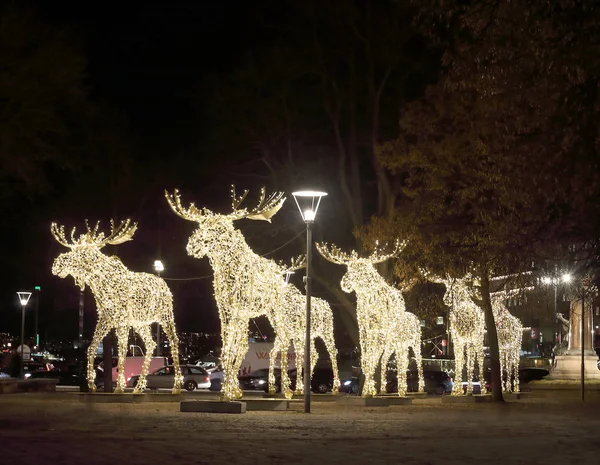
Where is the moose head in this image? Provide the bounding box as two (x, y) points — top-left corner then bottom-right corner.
(51, 219), (138, 290)
(316, 240), (405, 294)
(165, 186), (286, 259)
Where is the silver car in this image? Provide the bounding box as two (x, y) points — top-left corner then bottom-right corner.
(128, 364), (210, 391)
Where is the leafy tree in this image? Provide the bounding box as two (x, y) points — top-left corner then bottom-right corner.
(364, 0), (600, 401)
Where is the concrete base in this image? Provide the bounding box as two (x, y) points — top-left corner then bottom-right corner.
(529, 379), (600, 401)
(78, 393), (183, 403)
(244, 399), (292, 411)
(405, 392), (428, 399)
(441, 394), (492, 404)
(378, 396), (412, 405)
(550, 355), (600, 380)
(337, 396), (389, 407)
(0, 379), (18, 394)
(180, 400), (246, 414)
(503, 392), (527, 400)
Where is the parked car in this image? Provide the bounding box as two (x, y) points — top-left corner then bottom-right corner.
(239, 368), (280, 390)
(386, 370), (453, 395)
(28, 369), (81, 386)
(209, 365), (224, 391)
(482, 367), (550, 392)
(128, 364), (210, 391)
(340, 377), (360, 394)
(265, 367), (335, 394)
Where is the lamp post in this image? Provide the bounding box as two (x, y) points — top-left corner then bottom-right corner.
(16, 291), (32, 379)
(154, 260), (164, 356)
(292, 190), (327, 414)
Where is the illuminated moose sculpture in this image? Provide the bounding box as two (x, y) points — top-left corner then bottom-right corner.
(166, 187), (339, 400)
(317, 242), (423, 397)
(490, 293), (523, 392)
(428, 274), (485, 395)
(279, 286), (341, 396)
(51, 220), (182, 393)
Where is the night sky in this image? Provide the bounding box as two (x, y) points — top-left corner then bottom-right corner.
(0, 0), (313, 340)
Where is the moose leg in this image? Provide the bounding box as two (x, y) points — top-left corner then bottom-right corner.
(396, 345), (409, 397)
(466, 345), (474, 395)
(413, 338), (424, 393)
(161, 318), (182, 393)
(114, 326), (129, 393)
(361, 345), (378, 397)
(319, 326), (340, 395)
(452, 341), (464, 395)
(379, 349), (390, 395)
(133, 325), (156, 393)
(220, 317), (246, 401)
(293, 338), (305, 395)
(279, 339), (292, 399)
(87, 319), (110, 393)
(268, 337), (283, 395)
(478, 346), (485, 394)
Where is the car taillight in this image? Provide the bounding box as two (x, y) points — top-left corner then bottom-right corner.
(204, 377), (209, 382)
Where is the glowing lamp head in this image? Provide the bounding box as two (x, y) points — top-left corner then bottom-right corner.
(303, 209), (316, 222)
(562, 273), (572, 283)
(20, 299), (28, 306)
(292, 190), (327, 223)
(153, 260), (164, 273)
(541, 276), (552, 285)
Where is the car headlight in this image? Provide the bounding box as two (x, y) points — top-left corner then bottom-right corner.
(344, 380), (352, 386)
(257, 380), (266, 385)
(24, 373), (32, 379)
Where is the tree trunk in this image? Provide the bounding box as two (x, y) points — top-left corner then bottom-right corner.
(479, 273), (504, 402)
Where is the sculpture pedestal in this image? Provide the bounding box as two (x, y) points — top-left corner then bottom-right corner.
(551, 354), (600, 380)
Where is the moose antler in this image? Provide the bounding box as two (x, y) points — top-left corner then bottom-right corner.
(229, 185), (285, 222)
(367, 239), (406, 264)
(316, 242), (356, 265)
(51, 219), (137, 248)
(103, 219), (137, 245)
(165, 189), (207, 222)
(279, 254), (306, 273)
(51, 223), (79, 248)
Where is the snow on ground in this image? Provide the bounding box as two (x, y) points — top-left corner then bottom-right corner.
(0, 393), (598, 465)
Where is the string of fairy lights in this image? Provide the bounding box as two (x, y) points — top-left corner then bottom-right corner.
(428, 274), (486, 395)
(166, 187), (339, 401)
(317, 241), (424, 397)
(50, 220), (183, 394)
(49, 190), (527, 399)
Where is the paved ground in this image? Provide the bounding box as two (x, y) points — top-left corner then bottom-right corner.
(1, 392), (598, 465)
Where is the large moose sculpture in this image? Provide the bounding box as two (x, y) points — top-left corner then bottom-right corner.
(51, 220), (182, 393)
(317, 242), (423, 397)
(166, 187), (339, 400)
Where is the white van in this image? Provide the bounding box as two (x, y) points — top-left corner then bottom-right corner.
(97, 356), (168, 387)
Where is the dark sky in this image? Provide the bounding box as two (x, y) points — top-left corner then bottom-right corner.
(0, 0), (300, 340)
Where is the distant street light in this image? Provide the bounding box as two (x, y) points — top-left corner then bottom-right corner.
(292, 190), (327, 414)
(154, 260), (164, 356)
(16, 291), (32, 379)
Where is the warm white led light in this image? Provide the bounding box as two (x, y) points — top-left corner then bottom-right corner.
(428, 274), (485, 395)
(166, 187), (339, 401)
(490, 292), (524, 392)
(51, 220), (183, 394)
(317, 241), (423, 397)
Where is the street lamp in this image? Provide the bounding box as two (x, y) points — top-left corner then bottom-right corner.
(154, 260), (164, 356)
(16, 291), (32, 379)
(292, 190), (327, 414)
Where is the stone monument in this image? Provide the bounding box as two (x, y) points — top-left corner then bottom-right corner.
(551, 298), (600, 380)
